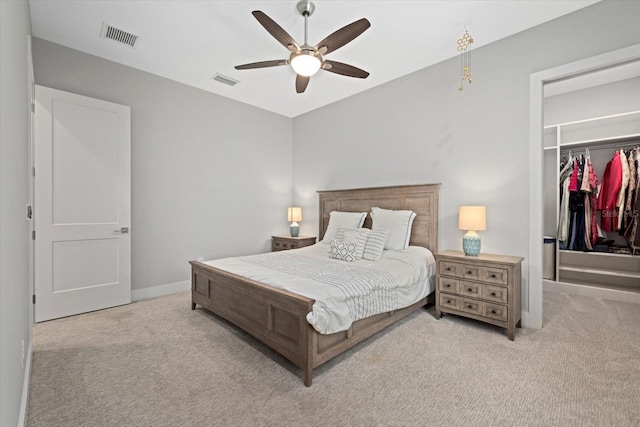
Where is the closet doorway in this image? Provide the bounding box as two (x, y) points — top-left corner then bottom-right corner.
(530, 44), (640, 329)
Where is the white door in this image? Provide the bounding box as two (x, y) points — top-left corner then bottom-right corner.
(34, 85), (131, 322)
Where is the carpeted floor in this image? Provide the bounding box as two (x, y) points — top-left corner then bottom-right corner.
(27, 290), (640, 426)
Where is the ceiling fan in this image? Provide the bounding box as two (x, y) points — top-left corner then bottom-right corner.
(235, 0), (371, 94)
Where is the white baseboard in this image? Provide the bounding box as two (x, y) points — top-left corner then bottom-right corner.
(18, 338), (33, 427)
(131, 280), (190, 302)
(544, 279), (640, 304)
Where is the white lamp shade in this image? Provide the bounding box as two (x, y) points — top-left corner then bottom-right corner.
(458, 206), (486, 231)
(287, 207), (302, 222)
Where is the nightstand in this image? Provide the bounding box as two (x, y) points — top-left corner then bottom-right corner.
(434, 250), (524, 340)
(271, 235), (317, 252)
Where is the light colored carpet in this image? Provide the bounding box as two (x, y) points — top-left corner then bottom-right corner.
(28, 290), (640, 426)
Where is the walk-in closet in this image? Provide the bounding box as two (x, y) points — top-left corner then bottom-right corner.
(543, 64), (640, 303)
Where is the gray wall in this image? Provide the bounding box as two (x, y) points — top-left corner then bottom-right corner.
(292, 0), (640, 313)
(0, 1), (32, 425)
(32, 38), (294, 291)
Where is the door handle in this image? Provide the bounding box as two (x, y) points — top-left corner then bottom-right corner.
(114, 227), (129, 234)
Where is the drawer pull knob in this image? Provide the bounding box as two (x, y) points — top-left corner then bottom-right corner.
(466, 270), (472, 274)
(467, 288), (473, 292)
(491, 309), (497, 314)
(490, 274), (497, 278)
(446, 299), (452, 304)
(446, 267), (452, 271)
(490, 292), (497, 296)
(446, 284), (451, 287)
(467, 304), (473, 309)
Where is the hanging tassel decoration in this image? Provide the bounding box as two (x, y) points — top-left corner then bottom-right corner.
(457, 30), (474, 91)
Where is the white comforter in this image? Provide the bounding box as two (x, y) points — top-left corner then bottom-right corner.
(205, 243), (435, 335)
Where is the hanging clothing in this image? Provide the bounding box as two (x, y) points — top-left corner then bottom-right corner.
(616, 150), (630, 230)
(558, 157), (575, 246)
(598, 151), (622, 233)
(624, 150), (637, 230)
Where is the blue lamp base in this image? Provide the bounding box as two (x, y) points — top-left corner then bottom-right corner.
(290, 222), (299, 237)
(462, 231), (481, 256)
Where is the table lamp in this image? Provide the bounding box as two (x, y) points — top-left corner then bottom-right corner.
(458, 206), (486, 256)
(287, 207), (302, 237)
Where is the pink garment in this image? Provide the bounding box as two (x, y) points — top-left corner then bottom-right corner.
(568, 158), (579, 192)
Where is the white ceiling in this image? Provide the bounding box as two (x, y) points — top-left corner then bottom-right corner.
(29, 0), (599, 117)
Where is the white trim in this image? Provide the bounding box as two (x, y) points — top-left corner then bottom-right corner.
(544, 279), (640, 304)
(529, 44), (640, 330)
(131, 280), (190, 301)
(18, 339), (33, 427)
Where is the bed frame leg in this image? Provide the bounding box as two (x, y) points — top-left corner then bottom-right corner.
(191, 302), (196, 310)
(304, 368), (312, 387)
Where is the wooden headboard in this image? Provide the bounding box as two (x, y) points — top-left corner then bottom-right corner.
(317, 184), (440, 253)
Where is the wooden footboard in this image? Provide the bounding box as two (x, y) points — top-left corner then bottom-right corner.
(191, 260), (431, 386)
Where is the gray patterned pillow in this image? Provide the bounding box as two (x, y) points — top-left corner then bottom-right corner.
(330, 240), (358, 262)
(363, 229), (389, 261)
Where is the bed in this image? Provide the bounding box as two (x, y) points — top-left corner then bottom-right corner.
(190, 184), (440, 386)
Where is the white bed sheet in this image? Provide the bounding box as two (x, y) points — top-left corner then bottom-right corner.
(205, 243), (435, 335)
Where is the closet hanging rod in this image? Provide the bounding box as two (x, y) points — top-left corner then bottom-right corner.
(560, 140), (640, 154)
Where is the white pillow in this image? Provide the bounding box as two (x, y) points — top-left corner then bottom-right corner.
(334, 228), (370, 260)
(330, 240), (358, 262)
(370, 207), (417, 252)
(322, 211), (367, 243)
(362, 229), (389, 261)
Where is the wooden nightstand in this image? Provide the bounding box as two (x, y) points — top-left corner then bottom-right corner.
(434, 250), (524, 340)
(271, 235), (317, 252)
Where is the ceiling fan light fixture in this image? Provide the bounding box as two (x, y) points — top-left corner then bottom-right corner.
(290, 50), (321, 77)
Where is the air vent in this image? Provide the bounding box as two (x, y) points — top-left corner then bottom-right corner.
(211, 73), (239, 87)
(100, 22), (139, 48)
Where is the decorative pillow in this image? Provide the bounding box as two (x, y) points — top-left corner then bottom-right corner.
(334, 228), (370, 260)
(322, 211), (367, 243)
(330, 240), (358, 262)
(362, 229), (389, 261)
(370, 207), (417, 252)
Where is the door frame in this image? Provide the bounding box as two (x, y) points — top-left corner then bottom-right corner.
(528, 43), (640, 329)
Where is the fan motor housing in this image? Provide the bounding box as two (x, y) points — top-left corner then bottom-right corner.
(297, 1), (315, 17)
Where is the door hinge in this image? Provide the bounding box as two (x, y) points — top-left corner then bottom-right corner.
(32, 295), (36, 304)
(32, 167), (35, 177)
(27, 205), (32, 219)
(31, 103), (35, 113)
(32, 230), (35, 240)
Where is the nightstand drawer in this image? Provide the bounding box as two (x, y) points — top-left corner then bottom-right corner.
(438, 277), (459, 293)
(273, 241), (293, 251)
(439, 261), (463, 277)
(483, 284), (508, 303)
(271, 236), (317, 252)
(459, 280), (481, 298)
(462, 265), (482, 281)
(483, 266), (508, 285)
(461, 298), (484, 316)
(439, 293), (461, 310)
(485, 303), (508, 322)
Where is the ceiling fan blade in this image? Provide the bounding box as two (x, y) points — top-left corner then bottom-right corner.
(296, 75), (310, 93)
(322, 60), (369, 79)
(315, 18), (370, 55)
(235, 60), (288, 70)
(252, 11), (300, 52)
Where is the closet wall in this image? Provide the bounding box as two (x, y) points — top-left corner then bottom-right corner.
(543, 75), (640, 300)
